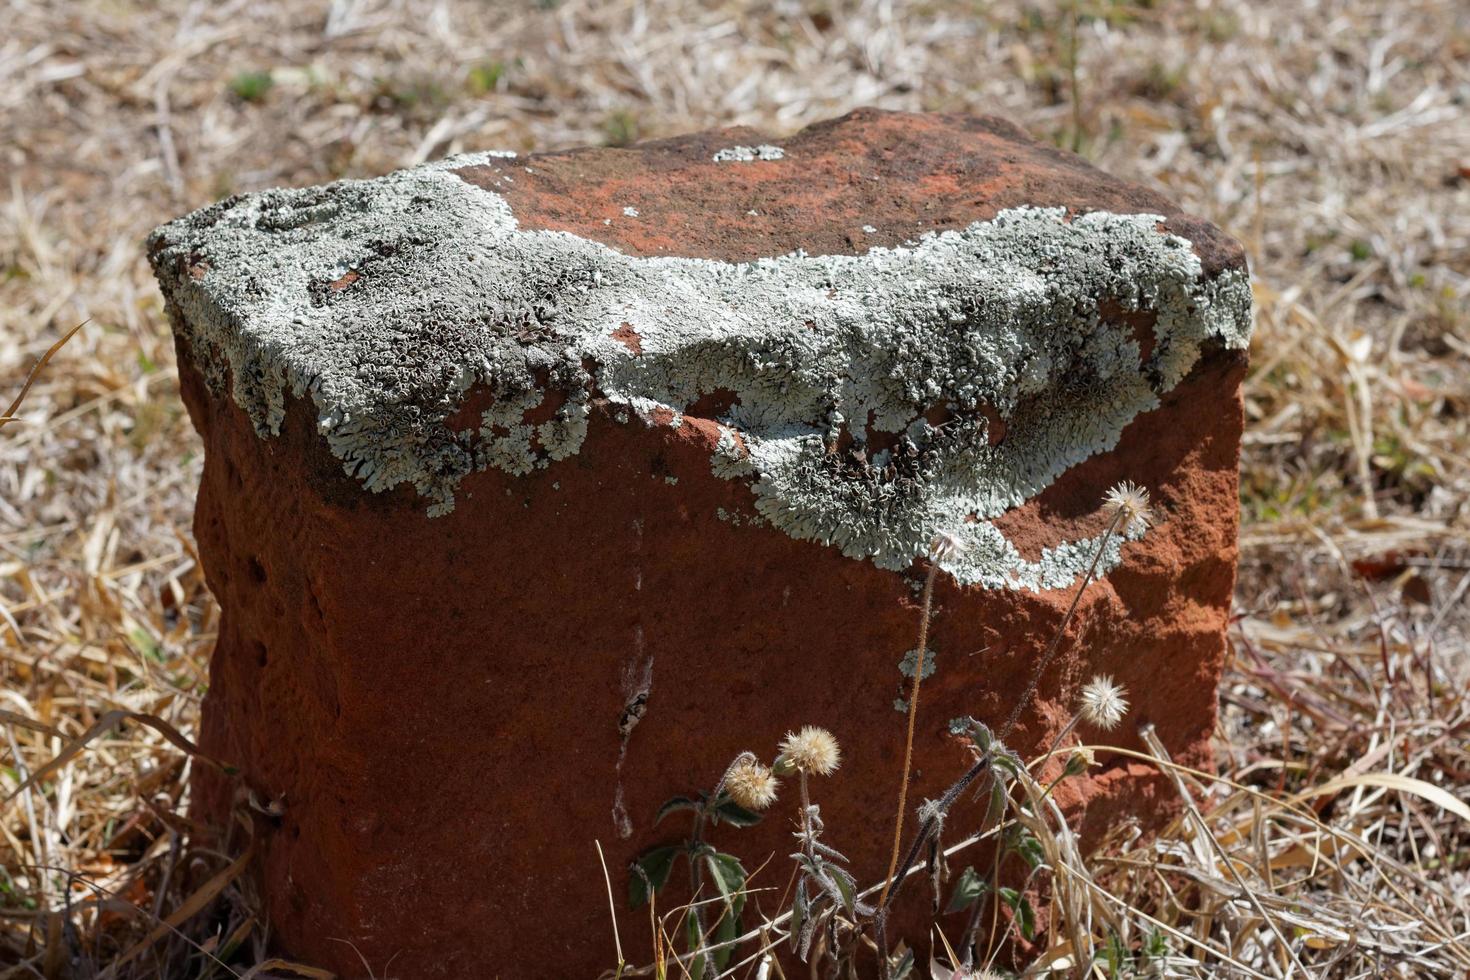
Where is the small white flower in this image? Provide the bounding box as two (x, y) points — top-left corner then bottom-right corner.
(1104, 481), (1152, 533)
(928, 531), (965, 562)
(779, 726), (841, 776)
(1077, 675), (1130, 731)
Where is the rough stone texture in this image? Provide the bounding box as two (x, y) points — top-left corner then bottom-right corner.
(150, 109), (1250, 978)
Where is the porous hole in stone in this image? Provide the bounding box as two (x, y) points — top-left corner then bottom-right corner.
(251, 639), (268, 669)
(247, 556), (268, 586)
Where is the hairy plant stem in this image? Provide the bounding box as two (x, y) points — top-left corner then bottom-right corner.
(875, 748), (994, 979)
(878, 560), (940, 911)
(685, 756), (745, 978)
(798, 771), (813, 856)
(1000, 512), (1122, 743)
(874, 512), (1125, 978)
(1042, 711), (1085, 764)
(1033, 710), (1088, 801)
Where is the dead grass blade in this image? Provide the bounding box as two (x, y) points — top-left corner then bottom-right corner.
(3, 708), (235, 808)
(98, 842), (255, 979)
(1288, 771), (1470, 824)
(237, 959), (337, 979)
(0, 321), (84, 430)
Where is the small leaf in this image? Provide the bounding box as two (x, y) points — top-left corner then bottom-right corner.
(1017, 894), (1036, 941)
(655, 795), (700, 825)
(797, 896), (825, 961)
(1104, 930), (1128, 974)
(832, 866), (856, 915)
(1014, 833), (1045, 871)
(686, 911), (707, 980)
(999, 888), (1035, 941)
(811, 839), (849, 863)
(628, 845), (679, 909)
(987, 780), (1007, 823)
(712, 899), (741, 972)
(944, 866), (987, 914)
(701, 853), (747, 971)
(890, 948), (916, 979)
(706, 852), (748, 917)
(789, 883), (808, 954)
(711, 797), (762, 828)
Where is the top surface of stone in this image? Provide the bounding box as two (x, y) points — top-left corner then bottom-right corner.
(149, 109), (1251, 589)
(451, 110), (1243, 272)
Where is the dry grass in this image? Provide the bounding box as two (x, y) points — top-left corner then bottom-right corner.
(1, 0), (1467, 976)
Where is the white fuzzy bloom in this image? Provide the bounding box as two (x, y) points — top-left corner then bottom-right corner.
(779, 726), (841, 776)
(1077, 675), (1130, 731)
(724, 755), (779, 810)
(928, 531), (965, 562)
(1104, 481), (1152, 533)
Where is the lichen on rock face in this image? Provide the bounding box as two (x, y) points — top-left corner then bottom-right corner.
(149, 154), (1251, 590)
(712, 144), (786, 162)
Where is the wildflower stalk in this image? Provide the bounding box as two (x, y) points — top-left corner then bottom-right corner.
(684, 765), (731, 978)
(999, 510), (1123, 742)
(875, 745), (995, 978)
(878, 556), (940, 910)
(798, 770), (812, 838)
(685, 753), (766, 977)
(1040, 711), (1086, 767)
(874, 486), (1147, 978)
(1040, 675), (1129, 776)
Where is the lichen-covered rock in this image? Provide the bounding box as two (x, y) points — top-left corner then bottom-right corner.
(151, 109), (1251, 978)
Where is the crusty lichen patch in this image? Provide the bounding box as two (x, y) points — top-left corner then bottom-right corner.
(712, 144), (786, 162)
(148, 153), (1251, 589)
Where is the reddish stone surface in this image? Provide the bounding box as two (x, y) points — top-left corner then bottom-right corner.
(455, 109), (1242, 274)
(166, 110), (1248, 978)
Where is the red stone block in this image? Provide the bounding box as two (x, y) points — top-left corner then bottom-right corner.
(150, 109), (1251, 978)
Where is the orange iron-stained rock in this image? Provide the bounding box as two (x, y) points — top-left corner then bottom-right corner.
(149, 108), (1251, 978)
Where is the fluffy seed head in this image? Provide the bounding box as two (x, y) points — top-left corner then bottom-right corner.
(724, 754), (779, 810)
(940, 968), (1004, 980)
(779, 726), (842, 776)
(929, 531), (965, 562)
(1077, 675), (1130, 731)
(1104, 481), (1153, 533)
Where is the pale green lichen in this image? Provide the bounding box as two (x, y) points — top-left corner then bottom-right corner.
(148, 152), (1251, 589)
(712, 144), (786, 162)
